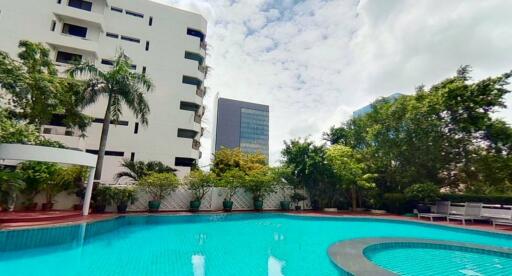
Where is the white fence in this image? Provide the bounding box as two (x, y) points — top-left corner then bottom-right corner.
(27, 187), (311, 212)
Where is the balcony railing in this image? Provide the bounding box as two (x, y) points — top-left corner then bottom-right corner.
(194, 113), (202, 124)
(196, 87), (206, 98)
(198, 64), (208, 76)
(200, 41), (207, 51)
(192, 139), (201, 150)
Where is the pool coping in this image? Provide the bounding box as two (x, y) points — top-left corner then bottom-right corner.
(327, 238), (512, 276)
(1, 212), (512, 237)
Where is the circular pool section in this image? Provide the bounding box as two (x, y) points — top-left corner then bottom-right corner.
(365, 240), (512, 275)
(1, 214), (512, 275)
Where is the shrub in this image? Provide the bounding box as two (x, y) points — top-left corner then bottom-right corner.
(214, 168), (245, 202)
(137, 173), (180, 201)
(243, 169), (276, 201)
(111, 187), (137, 205)
(185, 170), (214, 201)
(382, 193), (412, 214)
(404, 183), (440, 203)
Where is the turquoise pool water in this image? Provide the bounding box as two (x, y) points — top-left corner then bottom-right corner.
(0, 214), (511, 275)
(366, 244), (512, 275)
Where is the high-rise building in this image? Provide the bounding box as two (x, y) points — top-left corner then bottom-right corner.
(353, 93), (403, 117)
(212, 97), (269, 158)
(0, 0), (207, 181)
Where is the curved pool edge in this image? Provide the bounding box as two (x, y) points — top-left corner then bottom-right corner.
(2, 212), (512, 237)
(327, 238), (512, 276)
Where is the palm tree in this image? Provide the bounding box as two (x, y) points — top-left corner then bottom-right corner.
(68, 52), (153, 181)
(115, 159), (177, 183)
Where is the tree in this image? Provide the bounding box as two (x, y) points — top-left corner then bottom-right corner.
(115, 159), (176, 183)
(326, 145), (375, 210)
(211, 147), (267, 176)
(137, 172), (181, 201)
(215, 168), (245, 202)
(185, 169), (214, 201)
(243, 168), (276, 203)
(0, 40), (90, 131)
(68, 52), (153, 181)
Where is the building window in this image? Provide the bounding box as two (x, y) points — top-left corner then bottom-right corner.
(62, 23), (88, 38)
(149, 16), (153, 26)
(51, 20), (56, 31)
(130, 152), (135, 161)
(184, 51), (204, 65)
(175, 157), (196, 167)
(145, 41), (150, 51)
(106, 32), (119, 39)
(56, 51), (82, 64)
(86, 149), (125, 157)
(111, 6), (123, 13)
(142, 66), (146, 74)
(177, 128), (198, 139)
(121, 35), (140, 43)
(134, 122), (139, 134)
(130, 64), (137, 70)
(182, 75), (202, 88)
(68, 0), (92, 12)
(57, 0), (62, 4)
(180, 101), (200, 112)
(93, 117), (128, 126)
(186, 28), (205, 42)
(125, 10), (144, 18)
(101, 59), (114, 66)
(239, 108), (269, 156)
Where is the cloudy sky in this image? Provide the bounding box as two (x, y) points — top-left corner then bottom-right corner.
(152, 0), (512, 166)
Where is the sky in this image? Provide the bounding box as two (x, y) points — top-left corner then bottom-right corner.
(151, 0), (512, 166)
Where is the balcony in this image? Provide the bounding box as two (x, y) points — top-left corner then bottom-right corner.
(47, 32), (98, 55)
(53, 4), (105, 31)
(194, 113), (202, 124)
(41, 126), (85, 150)
(196, 87), (206, 98)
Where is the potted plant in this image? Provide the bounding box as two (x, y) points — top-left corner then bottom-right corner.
(18, 161), (59, 211)
(137, 172), (180, 212)
(290, 192), (307, 211)
(244, 168), (276, 211)
(111, 187), (137, 213)
(272, 166), (300, 211)
(92, 185), (113, 213)
(0, 169), (25, 211)
(185, 170), (213, 212)
(216, 169), (245, 212)
(404, 183), (440, 214)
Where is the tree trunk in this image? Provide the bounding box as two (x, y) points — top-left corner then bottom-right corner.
(351, 184), (357, 211)
(94, 95), (113, 181)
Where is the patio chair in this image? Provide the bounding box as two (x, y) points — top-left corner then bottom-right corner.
(417, 201), (451, 221)
(492, 209), (512, 228)
(447, 202), (485, 225)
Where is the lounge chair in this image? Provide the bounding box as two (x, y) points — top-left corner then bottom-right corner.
(447, 202), (484, 225)
(491, 209), (512, 228)
(417, 201), (451, 221)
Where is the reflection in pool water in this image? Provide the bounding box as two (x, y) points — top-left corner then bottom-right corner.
(0, 214), (511, 275)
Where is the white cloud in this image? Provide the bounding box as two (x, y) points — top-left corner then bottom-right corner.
(152, 0), (512, 166)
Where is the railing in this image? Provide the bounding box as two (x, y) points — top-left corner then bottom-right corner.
(198, 64), (208, 75)
(192, 139), (201, 150)
(200, 41), (207, 51)
(194, 113), (202, 124)
(196, 87), (206, 97)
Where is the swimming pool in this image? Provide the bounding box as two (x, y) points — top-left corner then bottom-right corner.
(1, 213), (511, 275)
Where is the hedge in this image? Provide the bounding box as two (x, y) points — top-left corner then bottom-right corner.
(439, 194), (512, 206)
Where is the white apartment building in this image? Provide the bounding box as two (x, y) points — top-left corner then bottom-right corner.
(0, 0), (207, 182)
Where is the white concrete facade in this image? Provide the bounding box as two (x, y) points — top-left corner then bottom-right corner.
(0, 0), (207, 182)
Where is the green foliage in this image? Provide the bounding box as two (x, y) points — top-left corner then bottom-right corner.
(272, 166), (301, 201)
(211, 148), (267, 176)
(382, 193), (411, 214)
(115, 159), (176, 182)
(243, 168), (276, 201)
(0, 41), (91, 131)
(281, 138), (338, 208)
(137, 172), (180, 201)
(325, 145), (376, 209)
(215, 168), (245, 201)
(110, 187), (138, 205)
(185, 170), (214, 201)
(0, 169), (25, 210)
(404, 183), (440, 203)
(324, 67), (512, 194)
(439, 193), (512, 205)
(92, 186), (114, 205)
(290, 192), (307, 204)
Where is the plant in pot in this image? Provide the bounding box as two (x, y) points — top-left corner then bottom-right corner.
(216, 168), (245, 212)
(272, 166), (301, 211)
(18, 161), (58, 211)
(244, 168), (276, 211)
(136, 172), (180, 212)
(92, 185), (113, 213)
(404, 183), (440, 214)
(0, 169), (25, 211)
(111, 187), (137, 213)
(185, 170), (214, 212)
(290, 192), (307, 211)
(59, 166), (88, 210)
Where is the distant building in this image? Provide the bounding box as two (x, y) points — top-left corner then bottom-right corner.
(213, 97), (269, 158)
(353, 93), (403, 117)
